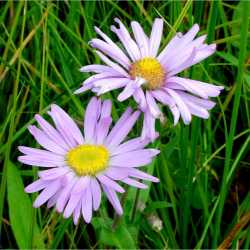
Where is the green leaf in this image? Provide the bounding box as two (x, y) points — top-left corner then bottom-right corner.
(93, 217), (137, 249)
(100, 224), (137, 249)
(244, 73), (250, 88)
(7, 162), (44, 249)
(216, 51), (238, 66)
(232, 1), (250, 49)
(144, 201), (173, 213)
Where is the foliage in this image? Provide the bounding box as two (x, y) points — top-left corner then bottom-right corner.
(0, 1), (249, 249)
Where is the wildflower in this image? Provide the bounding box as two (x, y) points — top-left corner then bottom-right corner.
(148, 213), (163, 232)
(18, 97), (159, 224)
(75, 18), (224, 140)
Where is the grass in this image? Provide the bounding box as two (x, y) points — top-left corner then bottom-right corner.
(0, 0), (249, 249)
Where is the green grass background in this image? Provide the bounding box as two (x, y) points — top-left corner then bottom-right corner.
(0, 0), (250, 249)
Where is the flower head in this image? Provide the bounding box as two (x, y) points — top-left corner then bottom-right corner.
(75, 18), (224, 140)
(18, 97), (159, 224)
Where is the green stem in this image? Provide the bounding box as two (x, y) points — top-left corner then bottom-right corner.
(111, 191), (128, 231)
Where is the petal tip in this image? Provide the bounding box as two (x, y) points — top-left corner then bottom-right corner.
(79, 67), (86, 72)
(74, 88), (83, 94)
(33, 201), (40, 208)
(24, 186), (31, 193)
(153, 177), (160, 183)
(17, 146), (24, 152)
(17, 156), (23, 163)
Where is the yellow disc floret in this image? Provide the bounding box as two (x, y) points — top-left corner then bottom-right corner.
(130, 57), (165, 90)
(67, 144), (109, 176)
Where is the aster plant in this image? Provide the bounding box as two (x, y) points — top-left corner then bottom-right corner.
(18, 97), (159, 224)
(75, 18), (224, 140)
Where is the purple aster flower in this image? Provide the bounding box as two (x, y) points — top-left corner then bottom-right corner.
(18, 97), (159, 224)
(75, 18), (224, 140)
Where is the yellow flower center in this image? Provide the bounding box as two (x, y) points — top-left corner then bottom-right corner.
(130, 57), (165, 90)
(66, 144), (109, 176)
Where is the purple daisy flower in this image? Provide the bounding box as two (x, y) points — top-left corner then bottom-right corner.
(75, 18), (224, 140)
(18, 97), (159, 224)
